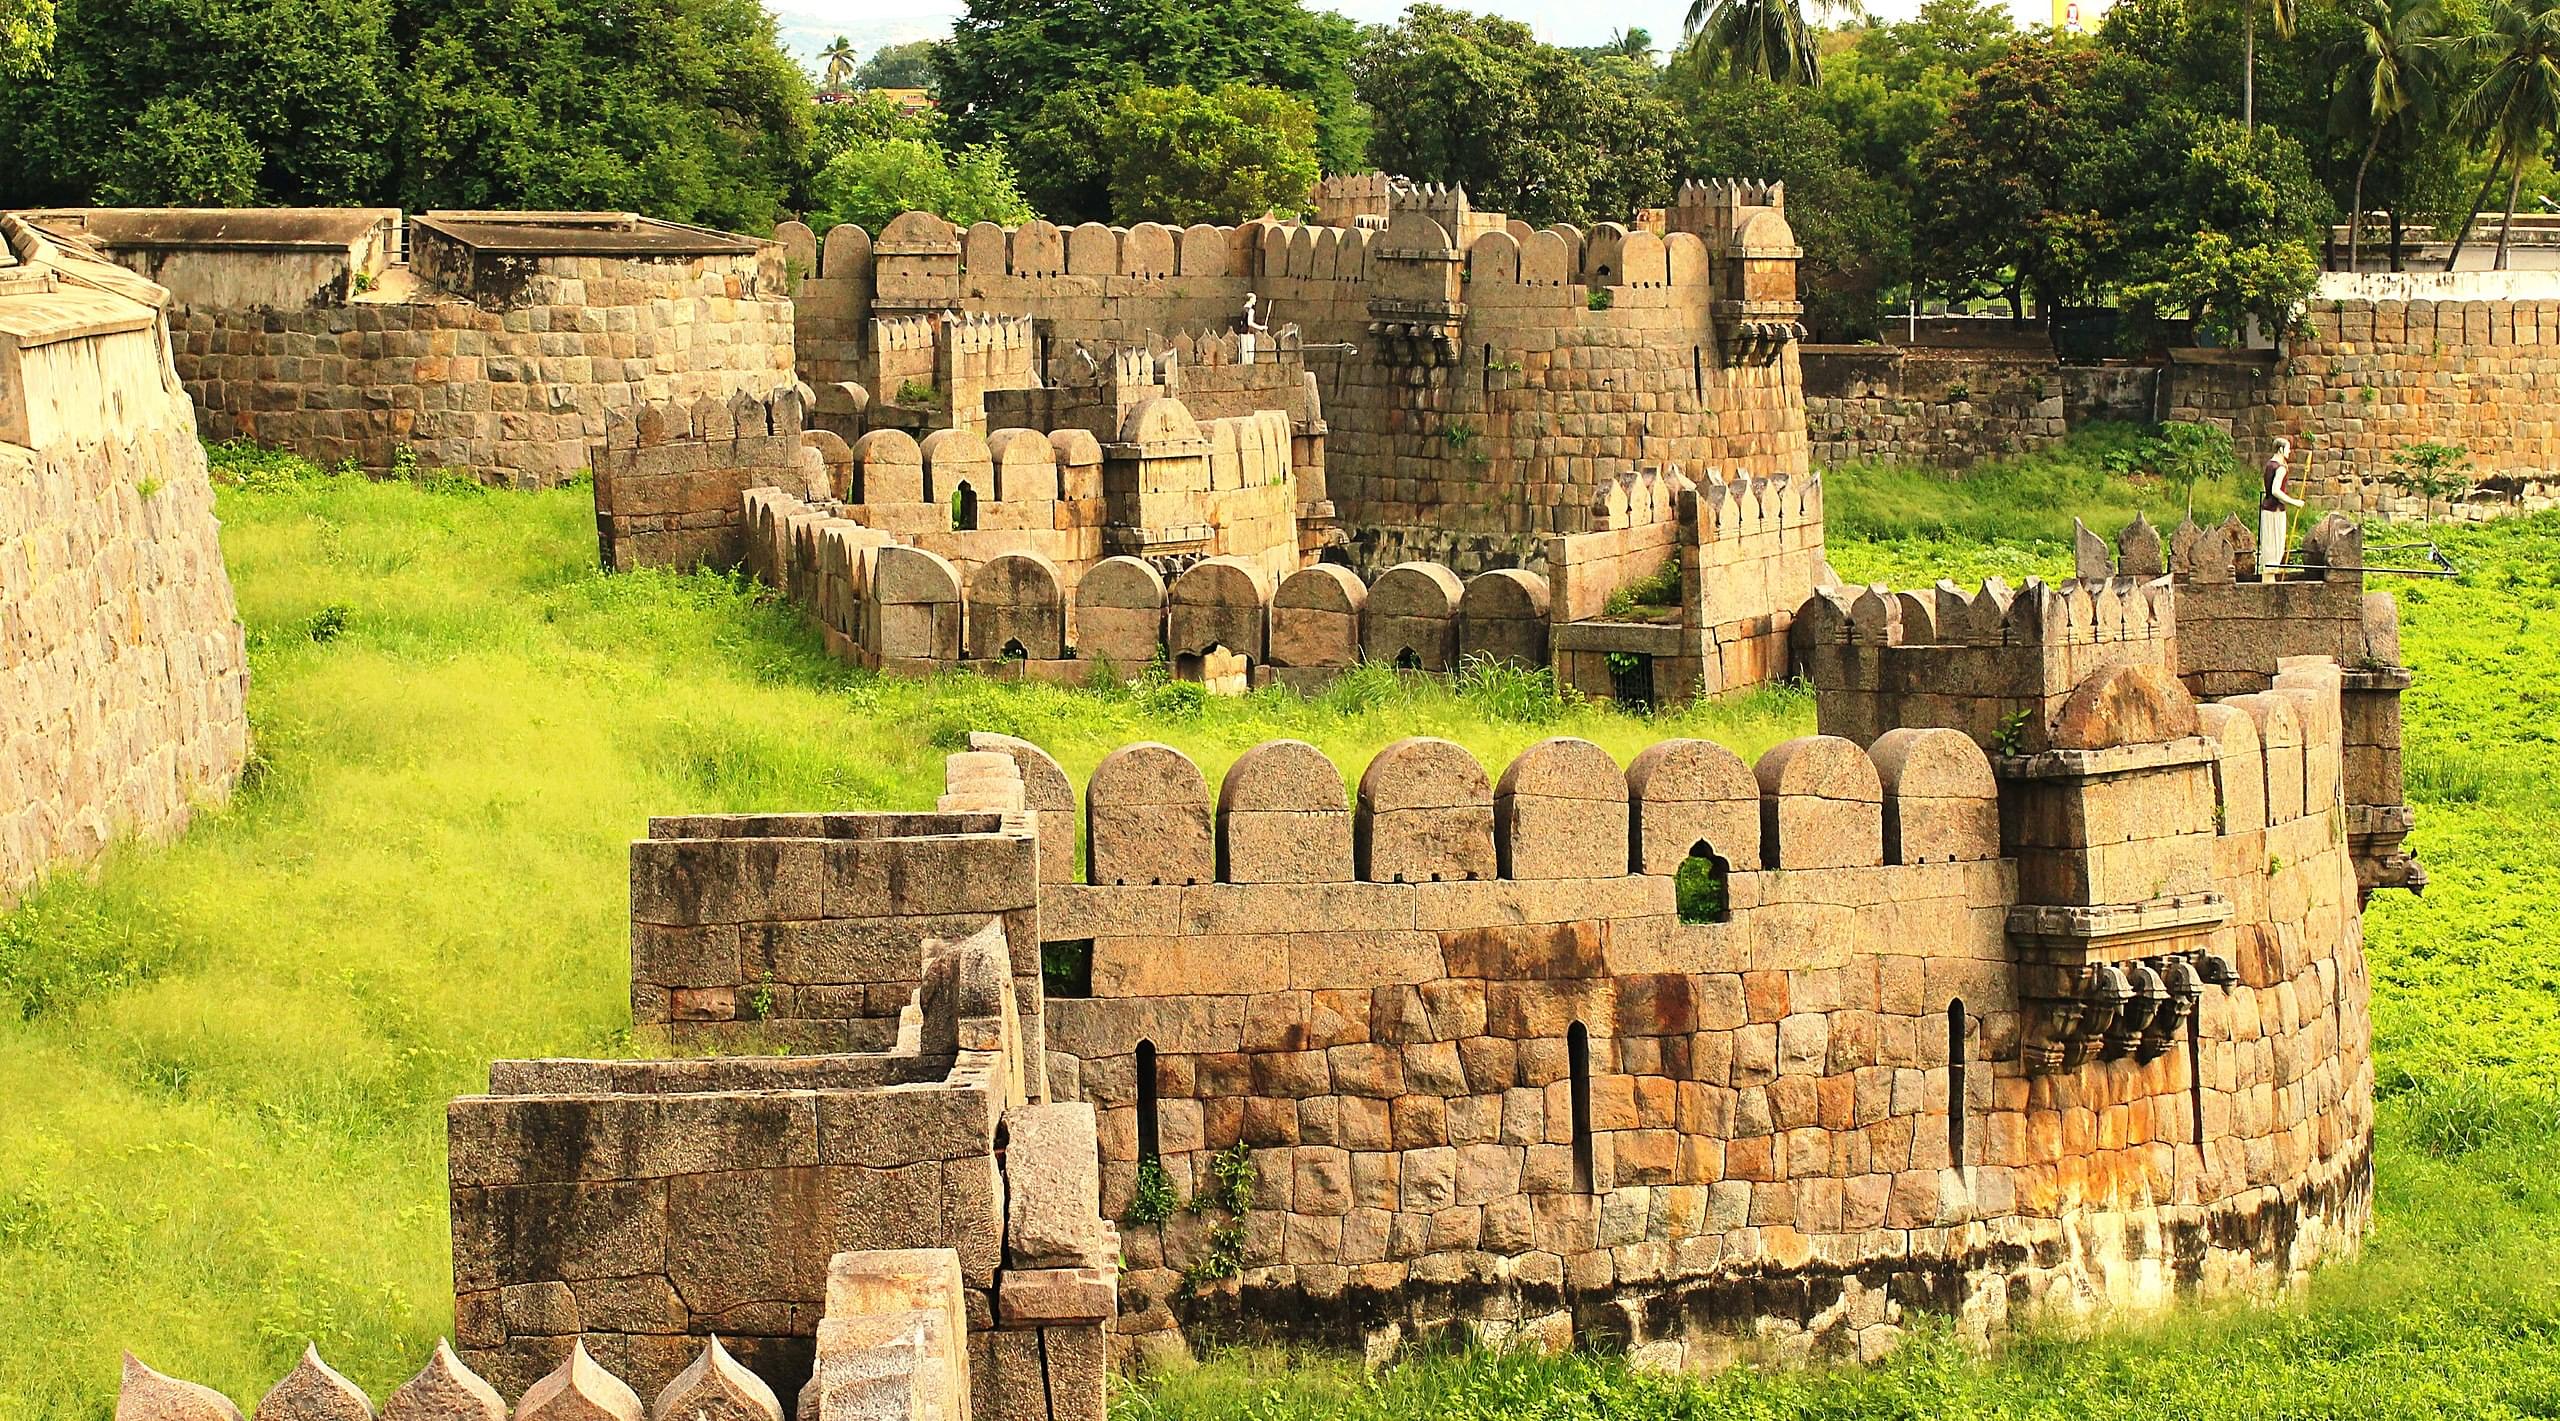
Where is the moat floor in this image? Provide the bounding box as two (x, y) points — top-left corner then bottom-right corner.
(0, 444), (2553, 1419)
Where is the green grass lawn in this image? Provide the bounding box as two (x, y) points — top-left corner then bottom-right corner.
(1, 444), (2555, 1418)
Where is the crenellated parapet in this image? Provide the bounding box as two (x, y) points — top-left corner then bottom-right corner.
(590, 385), (822, 571)
(1546, 466), (1832, 706)
(1795, 572), (2180, 755)
(495, 669), (2372, 1371)
(2066, 510), (2421, 896)
(776, 178), (1814, 574)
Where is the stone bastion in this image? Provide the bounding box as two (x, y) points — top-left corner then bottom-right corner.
(112, 565), (2404, 1420)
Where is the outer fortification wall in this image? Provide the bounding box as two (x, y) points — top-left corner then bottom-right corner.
(780, 181), (1812, 576)
(590, 654), (2374, 1368)
(2250, 284), (2560, 516)
(19, 209), (797, 488)
(0, 215), (249, 905)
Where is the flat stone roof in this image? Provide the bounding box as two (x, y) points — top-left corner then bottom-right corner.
(413, 211), (761, 257)
(14, 207), (397, 251)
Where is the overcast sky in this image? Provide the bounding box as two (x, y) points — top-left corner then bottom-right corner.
(779, 0), (2071, 65)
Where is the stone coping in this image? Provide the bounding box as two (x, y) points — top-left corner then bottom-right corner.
(413, 211), (761, 257)
(2005, 892), (2234, 945)
(14, 205), (397, 250)
(1994, 736), (2216, 780)
(487, 1052), (956, 1096)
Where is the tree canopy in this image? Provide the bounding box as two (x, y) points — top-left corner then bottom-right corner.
(1101, 83), (1322, 225)
(936, 0), (1365, 223)
(1355, 4), (1674, 227)
(0, 0), (813, 228)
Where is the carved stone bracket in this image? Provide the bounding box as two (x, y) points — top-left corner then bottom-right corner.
(2010, 895), (2234, 1074)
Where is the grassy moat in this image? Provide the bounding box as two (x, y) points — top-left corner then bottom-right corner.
(2, 434), (2556, 1418)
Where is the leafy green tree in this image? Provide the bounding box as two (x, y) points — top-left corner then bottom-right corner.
(1101, 82), (1321, 225)
(1, 0), (52, 76)
(1914, 42), (2171, 316)
(2118, 119), (2329, 335)
(2329, 0), (2450, 268)
(2447, 0), (2560, 268)
(97, 96), (261, 204)
(819, 35), (856, 91)
(1355, 5), (1675, 227)
(1675, 75), (1909, 337)
(853, 38), (940, 90)
(0, 0), (397, 205)
(807, 131), (1034, 231)
(399, 0), (813, 231)
(936, 0), (1367, 223)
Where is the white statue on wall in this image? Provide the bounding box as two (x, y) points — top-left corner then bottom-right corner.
(2259, 435), (2302, 575)
(1240, 292), (1269, 362)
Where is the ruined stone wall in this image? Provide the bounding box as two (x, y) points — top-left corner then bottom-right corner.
(0, 216), (249, 905)
(781, 214), (1808, 577)
(119, 1252), (1008, 1421)
(165, 244), (793, 487)
(1801, 347), (2159, 468)
(590, 388), (826, 571)
(451, 765), (1120, 1421)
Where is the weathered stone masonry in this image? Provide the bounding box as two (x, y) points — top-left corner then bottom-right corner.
(0, 215), (248, 906)
(22, 208), (798, 489)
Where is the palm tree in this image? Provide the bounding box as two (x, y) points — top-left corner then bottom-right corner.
(2328, 0), (2446, 269)
(2447, 0), (2560, 270)
(1684, 0), (1851, 84)
(1609, 26), (1655, 57)
(819, 36), (857, 92)
(2242, 0), (2300, 130)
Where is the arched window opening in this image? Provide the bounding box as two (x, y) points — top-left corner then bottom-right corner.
(1947, 999), (1968, 1169)
(1568, 1021), (1595, 1193)
(1675, 842), (1731, 924)
(1001, 638), (1028, 662)
(1135, 1039), (1160, 1164)
(1394, 647), (1422, 671)
(1693, 346), (1705, 403)
(951, 480), (980, 531)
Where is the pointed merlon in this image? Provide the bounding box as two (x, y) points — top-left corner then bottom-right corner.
(649, 1338), (781, 1421)
(118, 1353), (246, 1421)
(514, 1342), (642, 1421)
(2118, 512), (2165, 578)
(381, 1343), (504, 1421)
(255, 1346), (374, 1421)
(2072, 518), (2114, 583)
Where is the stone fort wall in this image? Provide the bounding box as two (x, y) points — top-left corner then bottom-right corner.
(0, 215), (249, 906)
(606, 652), (2373, 1367)
(780, 187), (1810, 577)
(1803, 282), (2560, 523)
(25, 210), (798, 489)
(731, 461), (1827, 705)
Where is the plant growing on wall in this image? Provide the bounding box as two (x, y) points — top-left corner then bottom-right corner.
(2389, 440), (2474, 521)
(1126, 1155), (1178, 1226)
(1181, 1143), (1257, 1286)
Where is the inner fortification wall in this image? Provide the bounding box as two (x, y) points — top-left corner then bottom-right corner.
(731, 459), (1825, 707)
(24, 209), (797, 488)
(0, 215), (249, 905)
(780, 193), (1809, 577)
(2259, 281), (2560, 517)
